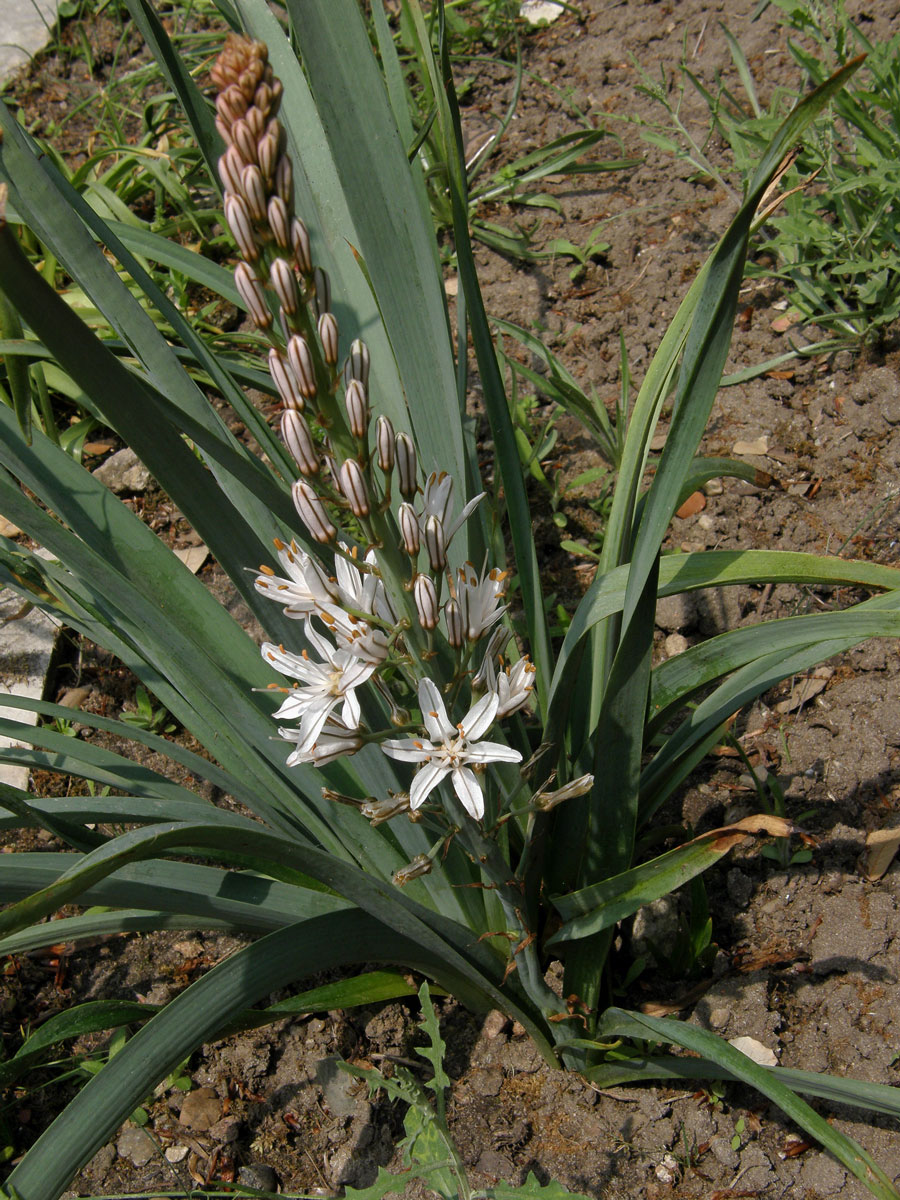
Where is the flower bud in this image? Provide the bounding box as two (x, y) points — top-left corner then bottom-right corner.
(313, 267), (331, 318)
(375, 415), (394, 473)
(343, 338), (370, 389)
(318, 311), (339, 366)
(444, 597), (464, 648)
(393, 853), (432, 886)
(215, 114), (233, 147)
(257, 127), (280, 181)
(292, 480), (336, 543)
(245, 104), (266, 141)
(344, 378), (368, 439)
(234, 262), (271, 329)
(230, 117), (258, 166)
(338, 458), (370, 518)
(267, 195), (290, 249)
(238, 67), (259, 102)
(240, 163), (267, 222)
(287, 334), (318, 400)
(398, 502), (420, 557)
(268, 347), (304, 411)
(291, 218), (312, 276)
(395, 432), (417, 499)
(414, 573), (439, 630)
(275, 155), (293, 205)
(534, 773), (594, 812)
(270, 257), (299, 316)
(217, 85), (247, 126)
(281, 409), (319, 476)
(224, 193), (258, 261)
(361, 792), (410, 825)
(217, 145), (244, 196)
(423, 514), (446, 572)
(254, 81), (276, 119)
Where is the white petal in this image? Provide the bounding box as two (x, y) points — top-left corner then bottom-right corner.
(410, 760), (448, 809)
(381, 737), (435, 763)
(296, 696), (336, 751)
(464, 739), (522, 764)
(461, 690), (499, 741)
(271, 691), (315, 721)
(304, 618), (336, 663)
(452, 767), (484, 819)
(418, 678), (455, 742)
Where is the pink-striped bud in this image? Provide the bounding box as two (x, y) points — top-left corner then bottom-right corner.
(257, 127), (280, 181)
(270, 257), (299, 316)
(286, 334), (318, 400)
(275, 155), (293, 205)
(245, 105), (266, 141)
(267, 195), (290, 249)
(344, 378), (368, 439)
(338, 459), (370, 518)
(291, 218), (312, 276)
(268, 348), (304, 411)
(395, 432), (417, 499)
(414, 573), (439, 631)
(240, 163), (267, 222)
(318, 312), (339, 366)
(224, 193), (258, 261)
(234, 262), (271, 329)
(254, 81), (275, 118)
(281, 409), (319, 476)
(343, 338), (370, 389)
(218, 145), (244, 196)
(292, 480), (335, 543)
(444, 597), (464, 648)
(230, 117), (258, 166)
(398, 502), (420, 557)
(238, 67), (259, 103)
(423, 514), (446, 572)
(215, 114), (233, 146)
(217, 85), (247, 126)
(375, 415), (394, 473)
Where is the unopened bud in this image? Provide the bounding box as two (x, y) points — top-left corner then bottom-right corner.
(318, 311), (339, 366)
(292, 480), (336, 543)
(218, 145), (244, 196)
(343, 338), (370, 389)
(423, 515), (446, 572)
(338, 459), (370, 518)
(398, 502), (420, 557)
(217, 85), (247, 126)
(224, 193), (258, 261)
(267, 195), (290, 249)
(313, 267), (331, 318)
(245, 105), (266, 141)
(392, 853), (432, 886)
(270, 257), (299, 316)
(395, 432), (417, 499)
(275, 155), (293, 205)
(414, 573), (439, 630)
(281, 410), (319, 476)
(240, 163), (267, 222)
(269, 348), (304, 411)
(234, 262), (271, 329)
(287, 334), (318, 400)
(361, 793), (410, 825)
(230, 117), (258, 166)
(292, 218), (312, 276)
(375, 415), (394, 473)
(444, 597), (464, 648)
(344, 378), (368, 440)
(257, 127), (280, 181)
(534, 773), (595, 811)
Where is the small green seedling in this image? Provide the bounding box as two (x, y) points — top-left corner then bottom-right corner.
(120, 685), (176, 734)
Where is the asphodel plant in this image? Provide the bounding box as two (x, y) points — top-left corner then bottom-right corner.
(1, 3), (899, 1197)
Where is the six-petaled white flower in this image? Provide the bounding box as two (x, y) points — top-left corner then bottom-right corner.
(456, 563), (508, 641)
(381, 678), (521, 820)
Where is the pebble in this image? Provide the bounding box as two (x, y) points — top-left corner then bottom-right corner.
(178, 1085), (221, 1131)
(164, 1145), (189, 1163)
(238, 1164), (279, 1191)
(664, 632), (689, 657)
(708, 1006), (731, 1030)
(92, 447), (152, 494)
(482, 1009), (510, 1039)
(116, 1126), (156, 1166)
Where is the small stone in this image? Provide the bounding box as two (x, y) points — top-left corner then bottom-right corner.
(709, 1135), (739, 1170)
(116, 1126), (156, 1167)
(708, 1007), (731, 1030)
(655, 592), (698, 633)
(178, 1086), (221, 1131)
(664, 632), (688, 657)
(482, 1010), (510, 1039)
(92, 447), (152, 494)
(208, 1116), (242, 1143)
(238, 1164), (279, 1191)
(165, 1145), (189, 1163)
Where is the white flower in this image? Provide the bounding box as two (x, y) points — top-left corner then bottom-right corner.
(495, 657), (536, 718)
(381, 678), (521, 820)
(262, 620), (376, 751)
(456, 563), (508, 641)
(255, 539), (337, 617)
(417, 472), (485, 546)
(277, 716), (363, 767)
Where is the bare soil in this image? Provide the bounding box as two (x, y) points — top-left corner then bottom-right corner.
(3, 1), (900, 1198)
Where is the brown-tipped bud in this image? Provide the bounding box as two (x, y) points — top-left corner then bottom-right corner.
(395, 432), (417, 499)
(218, 85), (247, 123)
(230, 117), (258, 167)
(286, 334), (318, 400)
(344, 378), (368, 440)
(375, 415), (395, 473)
(215, 114), (233, 147)
(313, 267), (331, 318)
(361, 792), (410, 825)
(534, 773), (594, 812)
(269, 78), (283, 113)
(444, 598), (464, 648)
(270, 257), (299, 316)
(257, 127), (280, 182)
(392, 853), (432, 886)
(238, 67), (260, 103)
(268, 347), (304, 411)
(254, 81), (274, 118)
(239, 163), (267, 223)
(218, 145), (244, 197)
(281, 409), (320, 476)
(245, 105), (266, 141)
(338, 459), (370, 518)
(291, 218), (312, 276)
(234, 262), (271, 329)
(414, 573), (439, 631)
(343, 338), (370, 390)
(275, 155), (293, 205)
(267, 195), (290, 249)
(224, 193), (258, 261)
(398, 502), (420, 557)
(423, 514), (446, 572)
(318, 311), (339, 367)
(292, 480), (336, 543)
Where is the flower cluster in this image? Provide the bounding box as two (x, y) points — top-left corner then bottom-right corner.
(212, 38), (536, 824)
